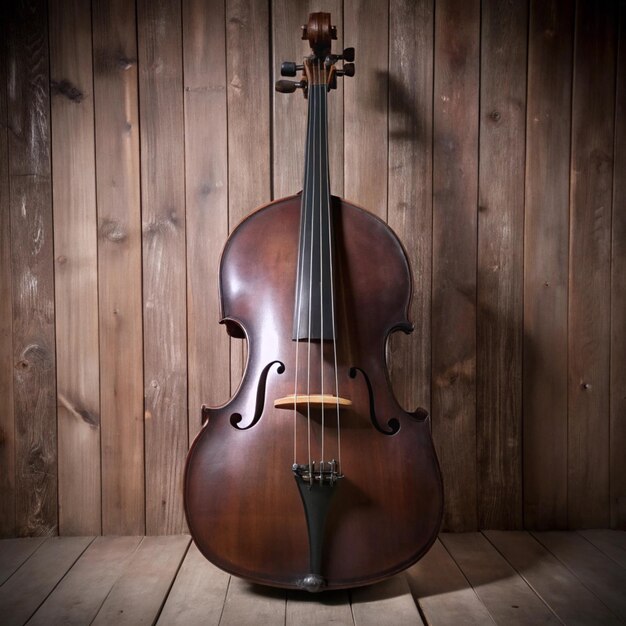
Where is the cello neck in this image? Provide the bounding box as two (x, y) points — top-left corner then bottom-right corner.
(292, 61), (335, 342)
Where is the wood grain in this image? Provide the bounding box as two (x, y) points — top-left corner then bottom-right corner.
(1, 0), (626, 539)
(407, 540), (495, 625)
(533, 531), (626, 620)
(343, 0), (388, 220)
(49, 0), (101, 536)
(0, 536), (93, 626)
(0, 9), (15, 539)
(183, 0), (230, 440)
(286, 589), (353, 626)
(441, 533), (560, 625)
(219, 577), (286, 626)
(92, 0), (145, 535)
(226, 0), (271, 391)
(137, 0), (188, 535)
(91, 535), (191, 626)
(387, 0), (434, 415)
(485, 530), (621, 625)
(350, 575), (424, 625)
(611, 0), (626, 530)
(578, 529), (626, 568)
(523, 0), (573, 530)
(432, 0), (480, 532)
(156, 541), (230, 625)
(6, 0), (57, 537)
(476, 0), (527, 530)
(0, 536), (45, 584)
(567, 0), (616, 528)
(28, 536), (142, 626)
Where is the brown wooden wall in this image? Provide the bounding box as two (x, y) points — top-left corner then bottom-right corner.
(0, 0), (624, 537)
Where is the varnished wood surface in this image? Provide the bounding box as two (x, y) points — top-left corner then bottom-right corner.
(1, 0), (625, 536)
(1, 532), (625, 625)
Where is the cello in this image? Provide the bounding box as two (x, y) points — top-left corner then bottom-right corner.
(184, 12), (443, 592)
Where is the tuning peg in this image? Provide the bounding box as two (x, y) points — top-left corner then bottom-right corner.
(336, 63), (355, 78)
(280, 61), (304, 77)
(341, 47), (355, 62)
(275, 79), (305, 94)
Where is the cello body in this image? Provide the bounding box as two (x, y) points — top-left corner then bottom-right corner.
(184, 13), (443, 591)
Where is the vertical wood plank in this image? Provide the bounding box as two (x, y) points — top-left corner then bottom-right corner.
(92, 0), (145, 534)
(611, 0), (626, 529)
(138, 0), (188, 535)
(568, 0), (616, 528)
(476, 0), (527, 529)
(49, 0), (101, 536)
(523, 0), (574, 530)
(7, 0), (57, 537)
(226, 0), (271, 390)
(272, 0), (343, 200)
(432, 0), (480, 531)
(0, 7), (16, 538)
(183, 0), (230, 440)
(344, 0), (388, 219)
(387, 0), (433, 413)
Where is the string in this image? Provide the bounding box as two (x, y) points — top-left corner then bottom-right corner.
(318, 71), (325, 469)
(305, 65), (318, 479)
(292, 63), (342, 478)
(323, 80), (342, 471)
(293, 64), (315, 466)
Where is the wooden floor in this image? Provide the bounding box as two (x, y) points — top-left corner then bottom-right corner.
(0, 531), (624, 625)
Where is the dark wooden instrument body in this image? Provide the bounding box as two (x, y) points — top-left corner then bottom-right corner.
(184, 193), (443, 590)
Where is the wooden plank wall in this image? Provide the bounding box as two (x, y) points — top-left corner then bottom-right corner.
(0, 0), (623, 536)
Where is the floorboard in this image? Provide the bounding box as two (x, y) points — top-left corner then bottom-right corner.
(156, 542), (230, 625)
(533, 531), (626, 621)
(350, 575), (424, 625)
(0, 537), (93, 626)
(218, 576), (286, 626)
(578, 529), (626, 569)
(286, 589), (354, 626)
(440, 532), (560, 624)
(90, 535), (190, 626)
(0, 532), (624, 625)
(28, 536), (142, 626)
(406, 539), (495, 625)
(0, 537), (45, 585)
(485, 530), (621, 625)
